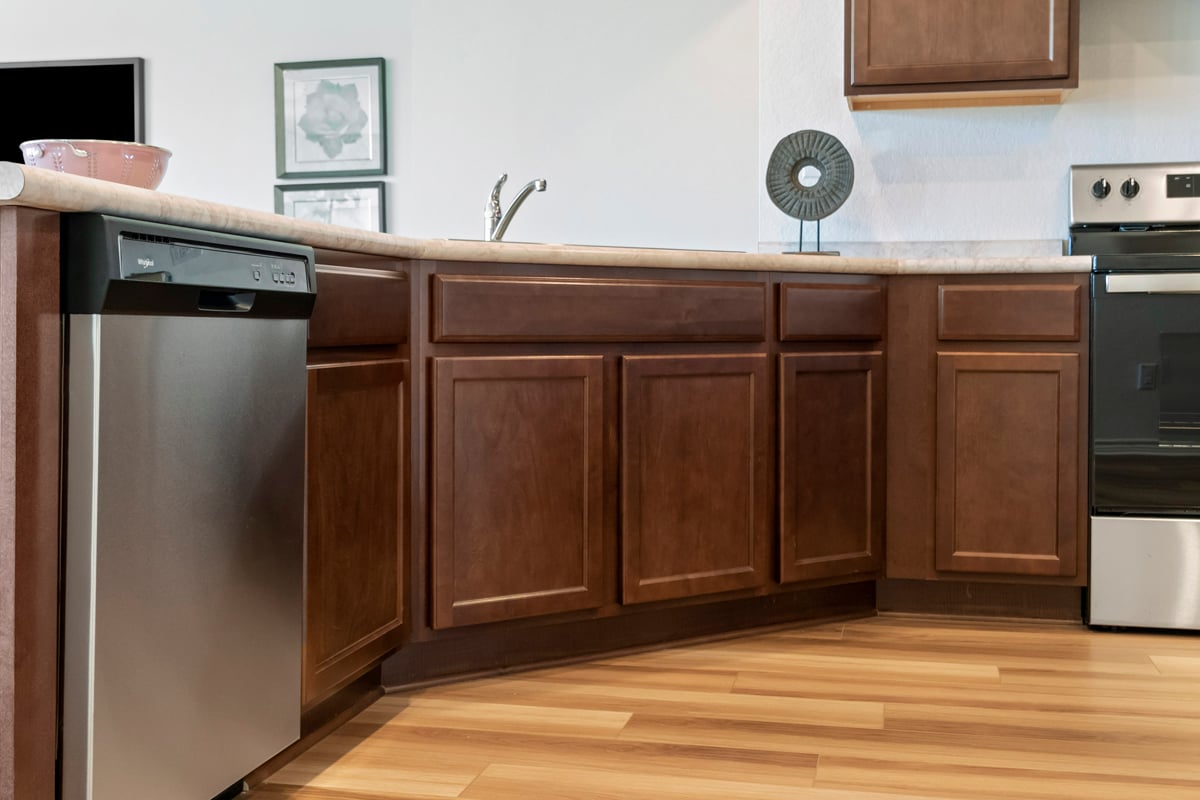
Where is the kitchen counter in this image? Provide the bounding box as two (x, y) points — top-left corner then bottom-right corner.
(0, 164), (1090, 273)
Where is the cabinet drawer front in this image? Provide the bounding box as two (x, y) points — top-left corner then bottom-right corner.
(432, 274), (766, 342)
(938, 284), (1080, 341)
(308, 266), (409, 348)
(779, 283), (885, 341)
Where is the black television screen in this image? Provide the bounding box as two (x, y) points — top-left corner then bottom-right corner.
(0, 57), (144, 165)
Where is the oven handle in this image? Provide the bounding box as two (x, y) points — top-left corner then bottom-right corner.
(1106, 273), (1200, 294)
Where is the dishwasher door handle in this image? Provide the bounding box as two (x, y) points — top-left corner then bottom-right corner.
(198, 290), (256, 312)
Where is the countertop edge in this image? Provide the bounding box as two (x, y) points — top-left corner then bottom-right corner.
(0, 164), (1091, 274)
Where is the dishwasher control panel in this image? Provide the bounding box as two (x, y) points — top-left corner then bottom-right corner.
(118, 234), (311, 292)
(62, 213), (316, 318)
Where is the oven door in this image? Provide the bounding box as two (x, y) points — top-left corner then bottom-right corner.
(1092, 270), (1200, 514)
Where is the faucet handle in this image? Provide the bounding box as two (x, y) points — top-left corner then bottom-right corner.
(489, 173), (508, 205)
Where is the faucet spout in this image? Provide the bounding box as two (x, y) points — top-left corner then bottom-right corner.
(485, 175), (547, 241)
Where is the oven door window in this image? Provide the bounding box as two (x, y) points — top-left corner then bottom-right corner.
(1093, 274), (1200, 514)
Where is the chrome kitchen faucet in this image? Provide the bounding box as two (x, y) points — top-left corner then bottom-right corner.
(485, 173), (547, 241)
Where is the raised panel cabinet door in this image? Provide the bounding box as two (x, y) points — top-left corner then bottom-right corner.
(431, 356), (605, 628)
(305, 359), (407, 707)
(779, 353), (884, 583)
(935, 352), (1079, 576)
(621, 355), (770, 604)
(849, 0), (1074, 87)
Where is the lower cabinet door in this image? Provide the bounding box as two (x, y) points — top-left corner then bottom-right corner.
(779, 352), (884, 583)
(305, 359), (407, 707)
(935, 352), (1079, 576)
(621, 354), (770, 604)
(431, 356), (606, 628)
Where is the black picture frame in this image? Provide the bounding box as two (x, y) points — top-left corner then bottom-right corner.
(274, 58), (387, 179)
(0, 57), (145, 164)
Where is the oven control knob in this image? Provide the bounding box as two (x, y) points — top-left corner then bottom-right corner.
(1091, 178), (1111, 199)
(1121, 178), (1141, 199)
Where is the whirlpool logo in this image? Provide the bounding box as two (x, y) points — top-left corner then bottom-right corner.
(137, 257), (155, 269)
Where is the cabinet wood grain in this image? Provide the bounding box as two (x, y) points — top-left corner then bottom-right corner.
(886, 274), (1089, 585)
(935, 352), (1079, 576)
(308, 266), (409, 348)
(431, 356), (606, 628)
(431, 274), (766, 342)
(845, 0), (1078, 109)
(305, 359), (407, 706)
(938, 284), (1080, 342)
(848, 0), (1074, 87)
(779, 283), (885, 342)
(621, 355), (770, 604)
(0, 208), (61, 800)
(779, 352), (884, 583)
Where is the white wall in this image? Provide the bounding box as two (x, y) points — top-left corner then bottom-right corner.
(4, 0), (759, 251)
(7, 1), (1199, 251)
(760, 0), (1200, 249)
(2, 0), (416, 225)
(405, 1), (759, 249)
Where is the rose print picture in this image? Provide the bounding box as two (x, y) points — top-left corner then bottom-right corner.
(301, 80), (368, 159)
(274, 58), (387, 178)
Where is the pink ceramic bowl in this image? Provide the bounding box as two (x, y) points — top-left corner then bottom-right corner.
(20, 139), (172, 190)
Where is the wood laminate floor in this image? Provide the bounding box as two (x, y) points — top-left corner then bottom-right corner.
(247, 615), (1200, 799)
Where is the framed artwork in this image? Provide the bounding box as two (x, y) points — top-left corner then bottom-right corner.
(274, 57), (386, 178)
(275, 181), (386, 232)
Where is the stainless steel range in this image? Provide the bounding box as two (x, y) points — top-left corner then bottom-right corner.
(1071, 162), (1200, 631)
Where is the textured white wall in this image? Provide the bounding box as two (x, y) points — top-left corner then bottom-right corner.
(3, 0), (758, 250)
(760, 0), (1200, 248)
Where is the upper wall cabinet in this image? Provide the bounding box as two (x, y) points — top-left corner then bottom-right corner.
(845, 0), (1079, 111)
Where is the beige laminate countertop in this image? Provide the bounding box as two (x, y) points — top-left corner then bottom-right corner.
(0, 164), (1090, 274)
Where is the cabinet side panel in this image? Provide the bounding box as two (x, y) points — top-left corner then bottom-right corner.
(885, 276), (940, 579)
(0, 207), (61, 800)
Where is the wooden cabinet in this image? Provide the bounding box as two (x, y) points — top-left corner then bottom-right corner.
(303, 261), (409, 707)
(621, 355), (771, 604)
(305, 360), (407, 706)
(845, 0), (1079, 110)
(886, 275), (1088, 585)
(776, 279), (886, 585)
(935, 353), (1078, 576)
(779, 352), (884, 583)
(430, 355), (606, 628)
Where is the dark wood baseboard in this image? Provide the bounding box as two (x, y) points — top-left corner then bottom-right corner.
(244, 668), (383, 789)
(877, 578), (1083, 621)
(382, 582), (876, 689)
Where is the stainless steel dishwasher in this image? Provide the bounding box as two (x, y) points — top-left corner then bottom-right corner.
(60, 214), (316, 800)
